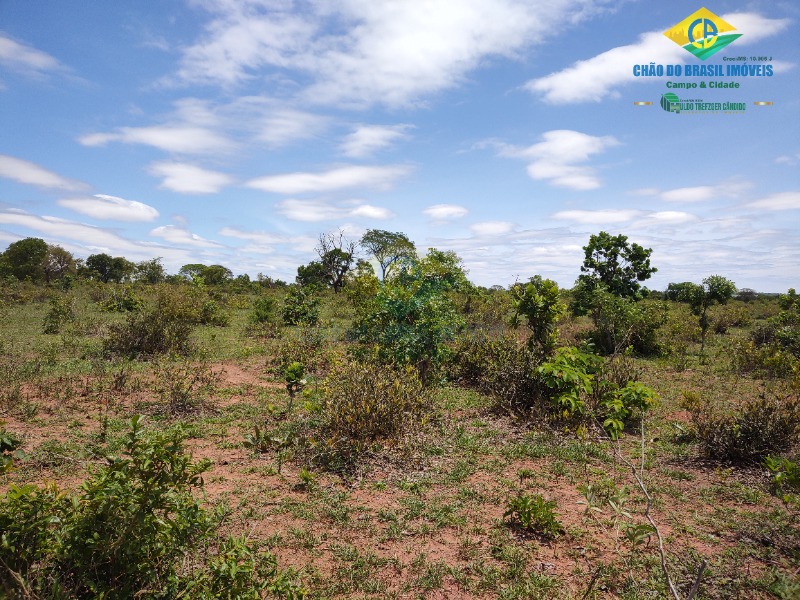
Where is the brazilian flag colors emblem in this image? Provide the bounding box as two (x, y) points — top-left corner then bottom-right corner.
(664, 8), (742, 60)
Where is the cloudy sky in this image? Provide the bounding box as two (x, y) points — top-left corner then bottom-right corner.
(1, 0), (798, 291)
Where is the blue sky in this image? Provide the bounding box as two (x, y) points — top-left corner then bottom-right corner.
(1, 0), (798, 291)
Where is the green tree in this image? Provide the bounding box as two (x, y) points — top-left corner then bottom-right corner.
(87, 253), (134, 283)
(359, 229), (416, 280)
(2, 237), (48, 282)
(42, 245), (76, 283)
(134, 257), (166, 284)
(675, 275), (737, 352)
(178, 263), (207, 282)
(315, 231), (357, 293)
(511, 276), (565, 357)
(295, 261), (328, 288)
(350, 249), (467, 383)
(573, 232), (656, 313)
(202, 264), (233, 285)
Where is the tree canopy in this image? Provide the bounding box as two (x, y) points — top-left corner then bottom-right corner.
(359, 229), (416, 280)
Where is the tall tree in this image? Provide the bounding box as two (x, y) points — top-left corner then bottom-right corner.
(2, 237), (48, 282)
(674, 275), (737, 352)
(573, 231), (656, 314)
(359, 229), (416, 280)
(134, 258), (166, 284)
(86, 253), (134, 283)
(42, 245), (76, 283)
(315, 230), (357, 293)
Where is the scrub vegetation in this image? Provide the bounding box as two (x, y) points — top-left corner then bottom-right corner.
(0, 231), (798, 599)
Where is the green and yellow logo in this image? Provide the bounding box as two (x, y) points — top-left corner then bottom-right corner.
(664, 8), (742, 60)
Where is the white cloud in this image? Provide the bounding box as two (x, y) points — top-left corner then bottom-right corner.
(0, 154), (88, 191)
(171, 0), (615, 107)
(775, 154), (800, 166)
(661, 186), (717, 203)
(79, 125), (234, 155)
(275, 198), (394, 222)
(0, 209), (175, 261)
(148, 162), (234, 194)
(423, 204), (469, 220)
(552, 209), (640, 224)
(746, 191), (800, 211)
(340, 124), (413, 158)
(525, 12), (791, 104)
(644, 211), (698, 224)
(253, 107), (329, 147)
(57, 194), (159, 221)
(150, 225), (223, 247)
(247, 164), (411, 194)
(0, 34), (62, 76)
(660, 181), (750, 202)
(470, 221), (515, 236)
(493, 130), (620, 190)
(219, 226), (286, 245)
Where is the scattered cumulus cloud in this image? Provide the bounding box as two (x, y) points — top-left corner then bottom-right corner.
(659, 181), (751, 202)
(57, 194), (159, 221)
(79, 125), (235, 155)
(276, 198), (394, 222)
(0, 154), (88, 191)
(148, 162), (234, 194)
(340, 124), (413, 158)
(219, 226), (286, 245)
(150, 225), (223, 247)
(170, 0), (614, 108)
(423, 204), (469, 220)
(0, 34), (63, 77)
(490, 130), (619, 190)
(470, 221), (515, 236)
(552, 209), (641, 224)
(525, 12), (791, 104)
(247, 164), (412, 194)
(745, 191), (800, 211)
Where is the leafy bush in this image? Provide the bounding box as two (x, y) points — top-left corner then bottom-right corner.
(729, 339), (796, 378)
(103, 287), (223, 358)
(350, 252), (466, 384)
(316, 360), (429, 459)
(272, 327), (335, 378)
(100, 285), (144, 312)
(449, 334), (546, 413)
(283, 286), (320, 326)
(504, 493), (563, 538)
(683, 388), (800, 463)
(0, 416), (303, 598)
(711, 303), (751, 333)
(250, 294), (277, 325)
(42, 293), (75, 334)
(511, 276), (565, 357)
(584, 290), (667, 355)
(0, 428), (22, 474)
(151, 358), (223, 414)
(538, 347), (658, 438)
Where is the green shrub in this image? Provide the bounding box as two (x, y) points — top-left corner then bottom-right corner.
(683, 389), (800, 463)
(538, 347), (658, 438)
(349, 250), (466, 383)
(585, 291), (667, 355)
(450, 333), (547, 413)
(0, 416), (302, 598)
(283, 286), (320, 326)
(100, 285), (144, 312)
(42, 293), (75, 334)
(250, 295), (277, 325)
(272, 327), (335, 378)
(711, 303), (752, 333)
(503, 493), (562, 538)
(151, 358), (223, 414)
(729, 339), (796, 378)
(317, 360), (429, 460)
(104, 306), (195, 358)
